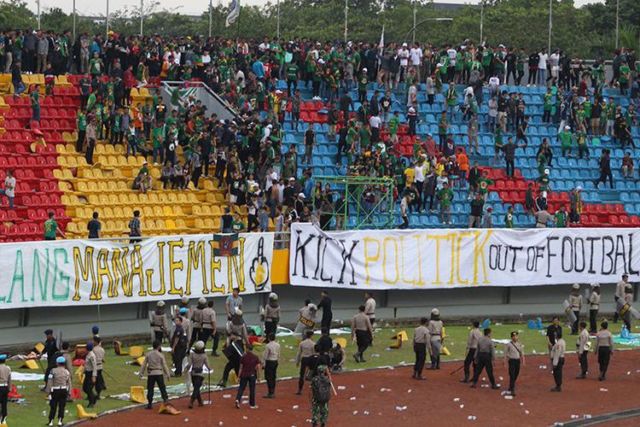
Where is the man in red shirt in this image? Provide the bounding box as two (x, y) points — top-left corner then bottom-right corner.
(234, 348), (262, 409)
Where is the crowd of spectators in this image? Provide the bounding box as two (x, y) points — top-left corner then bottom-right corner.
(1, 29), (639, 236)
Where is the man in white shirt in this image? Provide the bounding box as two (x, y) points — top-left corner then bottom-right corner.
(537, 49), (549, 86)
(549, 49), (560, 80)
(398, 43), (410, 84)
(0, 170), (15, 209)
(414, 161), (426, 211)
(410, 43), (423, 80)
(369, 114), (382, 138)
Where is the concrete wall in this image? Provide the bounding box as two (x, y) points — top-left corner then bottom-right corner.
(0, 283), (626, 347)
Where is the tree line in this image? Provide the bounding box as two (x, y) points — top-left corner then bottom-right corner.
(0, 0), (638, 58)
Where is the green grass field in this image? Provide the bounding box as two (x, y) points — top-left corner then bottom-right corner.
(4, 322), (627, 426)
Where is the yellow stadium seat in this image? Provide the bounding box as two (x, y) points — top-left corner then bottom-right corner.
(176, 219), (187, 230)
(76, 404), (97, 420)
(153, 206), (164, 218)
(165, 219), (176, 230)
(21, 360), (39, 370)
(113, 207), (125, 219)
(148, 193), (159, 204)
(128, 346), (144, 358)
(192, 205), (202, 216)
(163, 206), (175, 217)
(194, 218), (205, 230)
(143, 206), (154, 218)
(334, 337), (347, 348)
(130, 386), (146, 404)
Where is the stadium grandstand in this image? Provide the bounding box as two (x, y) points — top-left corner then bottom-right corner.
(0, 31), (636, 241)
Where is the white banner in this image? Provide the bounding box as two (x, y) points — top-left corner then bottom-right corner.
(0, 233), (273, 309)
(289, 224), (640, 290)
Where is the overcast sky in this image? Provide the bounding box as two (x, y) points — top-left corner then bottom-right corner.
(24, 0), (605, 18)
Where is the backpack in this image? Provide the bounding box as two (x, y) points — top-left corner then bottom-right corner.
(311, 373), (332, 403)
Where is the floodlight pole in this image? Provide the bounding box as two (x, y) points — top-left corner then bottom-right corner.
(547, 0), (552, 54)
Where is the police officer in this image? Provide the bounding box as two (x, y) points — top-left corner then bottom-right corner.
(595, 321), (613, 381)
(171, 316), (188, 376)
(262, 333), (281, 398)
(150, 301), (169, 344)
(46, 356), (71, 427)
(190, 298), (206, 349)
(42, 329), (58, 388)
(504, 331), (524, 397)
(461, 321), (482, 383)
(200, 299), (217, 351)
(178, 296), (192, 319)
(0, 353), (11, 425)
(351, 305), (373, 363)
(218, 331), (244, 388)
(550, 331), (566, 392)
(92, 336), (106, 400)
(470, 328), (499, 389)
(296, 329), (316, 394)
(294, 301), (317, 338)
(178, 308), (192, 348)
(83, 341), (98, 407)
(576, 321), (589, 379)
(588, 284), (601, 334)
(412, 317), (430, 380)
(184, 341), (210, 408)
(139, 340), (171, 409)
(263, 293), (281, 337)
(546, 316), (562, 358)
(614, 274), (628, 323)
(569, 284), (582, 335)
(622, 283), (635, 332)
(317, 290), (333, 331)
(364, 292), (376, 327)
(428, 308), (444, 369)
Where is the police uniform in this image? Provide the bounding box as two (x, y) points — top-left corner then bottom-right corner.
(427, 318), (444, 369)
(200, 305), (217, 348)
(550, 338), (566, 391)
(0, 355), (11, 424)
(504, 340), (524, 396)
(139, 348), (171, 408)
(150, 309), (169, 344)
(262, 339), (281, 397)
(93, 343), (106, 398)
(576, 328), (590, 378)
(412, 324), (430, 379)
(471, 335), (497, 388)
(622, 289), (634, 332)
(185, 344), (209, 407)
(364, 297), (376, 327)
(263, 301), (281, 337)
(190, 303), (205, 349)
(589, 286), (600, 333)
(613, 279), (627, 322)
(83, 347), (98, 406)
(294, 305), (317, 338)
(462, 327), (482, 382)
(352, 311), (373, 363)
(569, 289), (582, 335)
(296, 338), (316, 394)
(46, 359), (71, 426)
(594, 329), (613, 380)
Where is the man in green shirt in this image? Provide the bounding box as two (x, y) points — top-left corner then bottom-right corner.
(44, 211), (65, 240)
(30, 85), (40, 122)
(438, 181), (454, 225)
(559, 125), (573, 157)
(619, 60), (631, 95)
(152, 122), (165, 165)
(543, 88), (553, 123)
(505, 206), (514, 228)
(286, 62), (299, 97)
(554, 206), (568, 228)
(75, 110), (87, 151)
(388, 112), (400, 145)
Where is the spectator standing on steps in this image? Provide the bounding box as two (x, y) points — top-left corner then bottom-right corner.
(595, 149), (613, 189)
